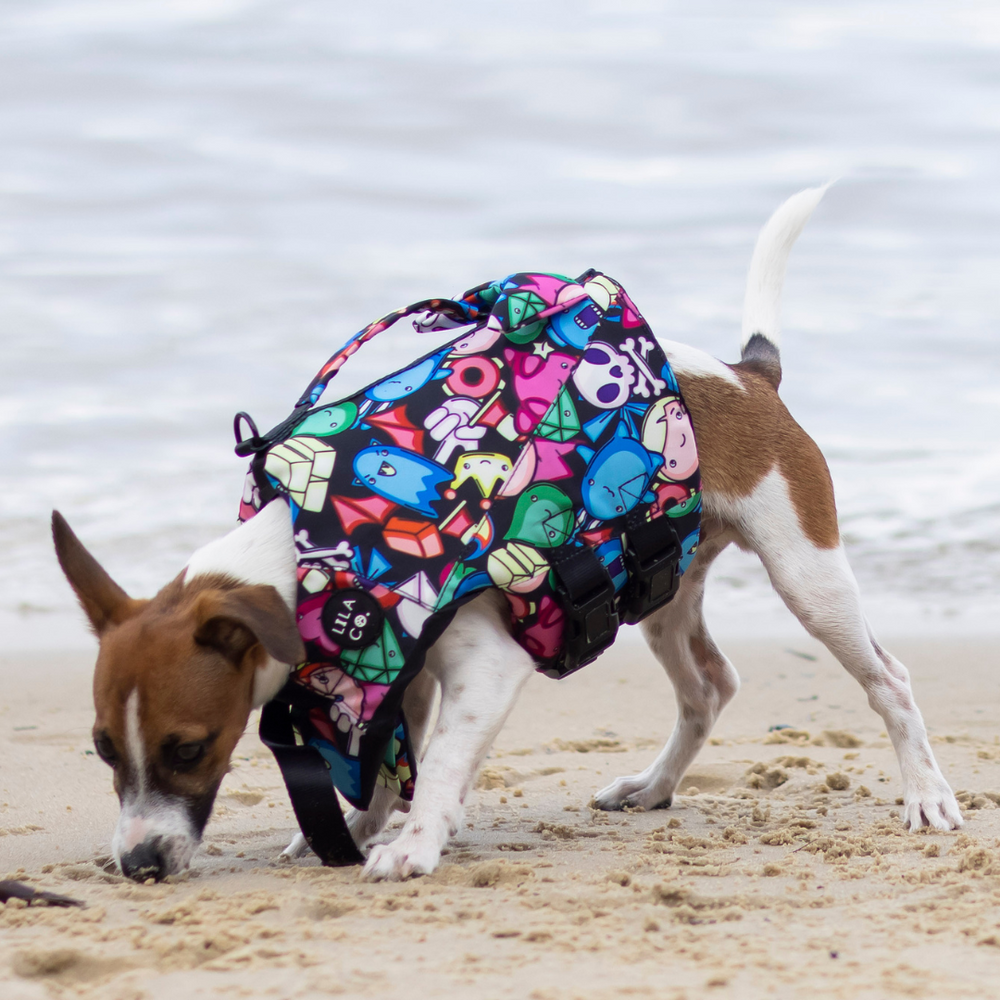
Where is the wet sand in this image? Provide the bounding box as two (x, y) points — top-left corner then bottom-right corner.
(2, 636), (999, 999)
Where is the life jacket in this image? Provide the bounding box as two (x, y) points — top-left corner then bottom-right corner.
(235, 270), (701, 864)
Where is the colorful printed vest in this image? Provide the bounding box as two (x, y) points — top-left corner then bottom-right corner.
(237, 271), (701, 857)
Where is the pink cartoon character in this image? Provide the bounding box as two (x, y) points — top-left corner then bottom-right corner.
(641, 395), (699, 482)
(297, 663), (365, 730)
(503, 346), (576, 435)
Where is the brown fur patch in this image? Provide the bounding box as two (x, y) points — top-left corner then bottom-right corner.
(677, 365), (840, 549)
(84, 570), (303, 821)
(92, 574), (267, 803)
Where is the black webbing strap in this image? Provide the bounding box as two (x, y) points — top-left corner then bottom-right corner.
(543, 544), (619, 678)
(621, 512), (682, 625)
(259, 699), (364, 866)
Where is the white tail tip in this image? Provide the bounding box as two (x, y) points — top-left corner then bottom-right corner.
(740, 182), (832, 352)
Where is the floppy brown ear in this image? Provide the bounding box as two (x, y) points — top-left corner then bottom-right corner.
(52, 510), (137, 635)
(193, 585), (305, 668)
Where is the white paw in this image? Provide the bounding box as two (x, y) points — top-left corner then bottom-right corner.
(902, 777), (964, 831)
(361, 837), (441, 882)
(280, 832), (310, 860)
(592, 773), (672, 812)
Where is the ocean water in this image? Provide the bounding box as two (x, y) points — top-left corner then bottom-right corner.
(1, 0), (999, 649)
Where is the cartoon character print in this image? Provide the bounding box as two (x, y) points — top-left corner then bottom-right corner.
(578, 424), (664, 520)
(448, 451), (512, 500)
(641, 396), (699, 482)
(487, 542), (549, 593)
(447, 322), (504, 356)
(353, 441), (452, 518)
(547, 275), (619, 349)
(366, 348), (451, 403)
(572, 342), (636, 409)
(293, 401), (358, 437)
(679, 530), (700, 573)
(505, 484), (575, 548)
(503, 346), (576, 434)
(425, 397), (487, 463)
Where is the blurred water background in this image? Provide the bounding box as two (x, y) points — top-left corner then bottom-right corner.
(2, 0), (999, 649)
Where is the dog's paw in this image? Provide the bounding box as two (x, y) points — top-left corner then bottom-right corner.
(280, 832), (310, 860)
(902, 778), (964, 831)
(592, 774), (671, 812)
(361, 838), (441, 882)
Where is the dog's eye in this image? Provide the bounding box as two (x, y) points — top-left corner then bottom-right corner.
(94, 735), (117, 766)
(172, 743), (206, 769)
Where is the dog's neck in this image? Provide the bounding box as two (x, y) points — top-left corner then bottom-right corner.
(183, 498), (298, 706)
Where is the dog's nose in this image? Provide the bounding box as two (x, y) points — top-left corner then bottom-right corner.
(119, 840), (167, 882)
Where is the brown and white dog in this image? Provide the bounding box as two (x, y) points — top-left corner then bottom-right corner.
(52, 186), (963, 883)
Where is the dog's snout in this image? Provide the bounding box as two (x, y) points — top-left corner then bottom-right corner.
(120, 839), (168, 882)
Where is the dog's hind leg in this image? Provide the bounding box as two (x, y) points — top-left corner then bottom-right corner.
(734, 468), (962, 830)
(593, 525), (741, 812)
(362, 590), (536, 881)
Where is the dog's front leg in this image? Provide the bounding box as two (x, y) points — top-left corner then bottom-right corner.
(363, 591), (536, 881)
(282, 656), (442, 861)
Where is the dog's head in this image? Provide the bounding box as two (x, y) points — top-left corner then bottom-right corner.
(51, 511), (303, 882)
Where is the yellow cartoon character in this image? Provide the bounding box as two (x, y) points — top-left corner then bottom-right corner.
(264, 437), (336, 512)
(487, 542), (549, 594)
(449, 451), (512, 499)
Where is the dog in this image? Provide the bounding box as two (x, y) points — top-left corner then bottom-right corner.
(52, 185), (963, 883)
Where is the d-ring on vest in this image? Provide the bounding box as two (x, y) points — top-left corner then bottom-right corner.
(236, 270), (702, 865)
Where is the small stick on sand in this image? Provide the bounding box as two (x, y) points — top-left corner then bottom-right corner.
(0, 880), (84, 907)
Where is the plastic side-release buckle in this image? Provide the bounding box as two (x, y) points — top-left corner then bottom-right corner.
(544, 543), (619, 679)
(621, 511), (681, 626)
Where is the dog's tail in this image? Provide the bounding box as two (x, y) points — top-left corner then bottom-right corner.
(739, 183), (831, 388)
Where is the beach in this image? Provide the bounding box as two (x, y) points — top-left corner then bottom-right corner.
(3, 635), (999, 999)
(2, 1), (1000, 997)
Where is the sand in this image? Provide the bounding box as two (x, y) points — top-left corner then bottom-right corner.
(2, 636), (999, 999)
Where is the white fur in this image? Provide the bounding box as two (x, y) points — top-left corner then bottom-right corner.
(112, 688), (201, 873)
(123, 689), (146, 798)
(741, 183), (831, 351)
(362, 590), (536, 880)
(184, 497), (297, 606)
(658, 339), (744, 388)
(184, 497), (298, 707)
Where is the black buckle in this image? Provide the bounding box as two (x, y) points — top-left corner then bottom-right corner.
(543, 544), (619, 678)
(234, 404), (314, 507)
(621, 512), (681, 625)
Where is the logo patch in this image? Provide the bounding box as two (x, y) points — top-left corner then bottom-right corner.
(320, 590), (384, 650)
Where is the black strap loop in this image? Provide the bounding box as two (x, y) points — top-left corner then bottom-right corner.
(543, 544), (619, 678)
(233, 411), (266, 456)
(259, 697), (364, 867)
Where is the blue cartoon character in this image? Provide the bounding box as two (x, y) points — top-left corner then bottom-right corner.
(353, 441), (452, 518)
(579, 425), (664, 520)
(595, 538), (628, 591)
(679, 529), (699, 573)
(366, 348), (451, 403)
(548, 275), (617, 349)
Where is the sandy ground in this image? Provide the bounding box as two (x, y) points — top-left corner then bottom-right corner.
(2, 636), (999, 1000)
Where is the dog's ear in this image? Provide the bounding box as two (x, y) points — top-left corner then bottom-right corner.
(52, 511), (138, 635)
(193, 585), (305, 668)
